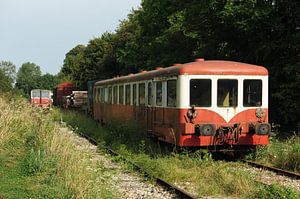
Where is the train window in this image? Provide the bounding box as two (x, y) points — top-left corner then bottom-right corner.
(99, 88), (102, 102)
(243, 80), (262, 107)
(41, 91), (50, 98)
(108, 87), (112, 104)
(113, 86), (118, 104)
(147, 82), (153, 106)
(217, 79), (238, 107)
(125, 84), (131, 105)
(190, 79), (211, 107)
(31, 90), (40, 98)
(101, 88), (105, 103)
(119, 85), (124, 104)
(93, 88), (97, 102)
(133, 84), (137, 105)
(139, 83), (145, 105)
(156, 81), (162, 106)
(98, 88), (101, 103)
(104, 88), (108, 103)
(99, 88), (101, 102)
(167, 80), (177, 107)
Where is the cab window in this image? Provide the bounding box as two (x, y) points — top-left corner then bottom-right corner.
(190, 79), (211, 107)
(243, 80), (262, 107)
(217, 79), (238, 107)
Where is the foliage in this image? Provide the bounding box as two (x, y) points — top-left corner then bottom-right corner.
(0, 60), (16, 92)
(59, 0), (300, 132)
(255, 183), (298, 199)
(38, 73), (60, 90)
(15, 62), (42, 96)
(0, 96), (116, 199)
(15, 62), (60, 95)
(247, 136), (300, 173)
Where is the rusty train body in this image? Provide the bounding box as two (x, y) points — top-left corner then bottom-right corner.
(92, 59), (271, 150)
(53, 82), (76, 107)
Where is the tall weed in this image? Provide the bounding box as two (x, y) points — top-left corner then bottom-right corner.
(0, 96), (116, 199)
(248, 136), (300, 173)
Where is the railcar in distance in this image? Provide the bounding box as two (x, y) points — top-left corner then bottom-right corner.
(93, 59), (271, 151)
(30, 89), (52, 108)
(53, 82), (76, 107)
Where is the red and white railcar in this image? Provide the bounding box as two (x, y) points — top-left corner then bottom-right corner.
(30, 89), (53, 108)
(93, 59), (270, 150)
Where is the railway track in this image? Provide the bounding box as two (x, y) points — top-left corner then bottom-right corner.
(74, 129), (299, 198)
(77, 132), (198, 199)
(242, 160), (300, 180)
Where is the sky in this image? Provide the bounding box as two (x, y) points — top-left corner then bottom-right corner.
(0, 0), (141, 75)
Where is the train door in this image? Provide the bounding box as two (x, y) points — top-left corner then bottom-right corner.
(146, 81), (154, 135)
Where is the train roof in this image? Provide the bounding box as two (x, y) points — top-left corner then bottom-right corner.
(95, 60), (268, 86)
(56, 82), (75, 88)
(31, 89), (51, 92)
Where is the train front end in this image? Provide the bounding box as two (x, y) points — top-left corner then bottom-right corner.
(177, 61), (270, 150)
(30, 89), (53, 108)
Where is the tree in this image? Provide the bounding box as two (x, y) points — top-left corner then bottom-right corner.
(38, 73), (60, 90)
(0, 61), (16, 92)
(16, 62), (42, 96)
(60, 0), (300, 132)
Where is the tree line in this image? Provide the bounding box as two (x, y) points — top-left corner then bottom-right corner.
(1, 0), (298, 132)
(0, 61), (59, 97)
(59, 0), (299, 132)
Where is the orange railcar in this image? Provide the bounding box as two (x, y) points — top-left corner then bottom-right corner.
(93, 59), (270, 151)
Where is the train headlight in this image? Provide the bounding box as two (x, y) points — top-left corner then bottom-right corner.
(255, 108), (266, 119)
(255, 123), (271, 135)
(200, 124), (216, 136)
(187, 105), (198, 123)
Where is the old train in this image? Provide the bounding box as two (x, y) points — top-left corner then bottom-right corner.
(92, 59), (271, 150)
(53, 82), (76, 107)
(30, 89), (53, 108)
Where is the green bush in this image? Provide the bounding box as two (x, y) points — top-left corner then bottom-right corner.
(248, 136), (300, 173)
(255, 184), (299, 199)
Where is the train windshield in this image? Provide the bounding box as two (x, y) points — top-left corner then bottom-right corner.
(190, 79), (211, 107)
(217, 79), (238, 107)
(41, 91), (50, 98)
(243, 80), (262, 107)
(31, 91), (40, 98)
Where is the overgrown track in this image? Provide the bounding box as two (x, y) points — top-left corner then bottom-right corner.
(242, 160), (300, 180)
(77, 132), (198, 199)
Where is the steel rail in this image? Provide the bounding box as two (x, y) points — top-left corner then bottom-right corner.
(77, 132), (198, 199)
(242, 160), (300, 180)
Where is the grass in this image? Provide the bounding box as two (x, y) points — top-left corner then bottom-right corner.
(58, 109), (300, 199)
(247, 135), (300, 173)
(0, 96), (116, 199)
